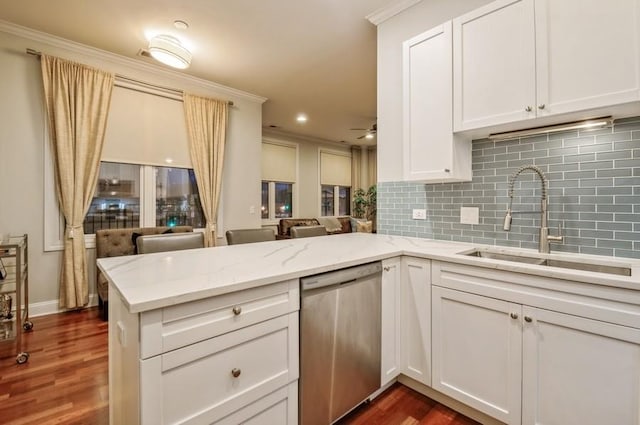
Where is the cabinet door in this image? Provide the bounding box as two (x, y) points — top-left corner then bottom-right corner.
(381, 257), (402, 386)
(140, 313), (298, 425)
(522, 307), (640, 425)
(535, 0), (640, 116)
(400, 257), (431, 385)
(453, 0), (536, 131)
(214, 382), (297, 425)
(403, 22), (471, 183)
(432, 286), (522, 425)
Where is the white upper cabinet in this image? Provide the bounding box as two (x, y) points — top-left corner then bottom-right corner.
(453, 0), (536, 131)
(535, 0), (640, 116)
(454, 0), (640, 131)
(403, 21), (471, 182)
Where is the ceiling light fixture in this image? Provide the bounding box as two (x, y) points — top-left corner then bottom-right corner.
(148, 35), (192, 69)
(296, 114), (308, 123)
(365, 133), (374, 140)
(488, 116), (613, 141)
(173, 20), (189, 30)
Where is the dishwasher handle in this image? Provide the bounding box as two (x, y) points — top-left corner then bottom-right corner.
(300, 262), (382, 291)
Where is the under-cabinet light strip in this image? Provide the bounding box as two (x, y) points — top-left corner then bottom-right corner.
(488, 116), (613, 141)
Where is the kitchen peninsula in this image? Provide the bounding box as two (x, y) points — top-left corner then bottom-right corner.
(99, 233), (640, 425)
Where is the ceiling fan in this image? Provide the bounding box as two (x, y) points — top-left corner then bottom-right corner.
(350, 123), (377, 139)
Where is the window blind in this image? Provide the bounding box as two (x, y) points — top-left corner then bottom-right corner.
(262, 142), (296, 182)
(320, 151), (351, 186)
(102, 86), (191, 168)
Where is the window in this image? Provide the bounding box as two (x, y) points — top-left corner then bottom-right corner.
(262, 181), (293, 219)
(262, 140), (297, 222)
(84, 163), (141, 234)
(155, 167), (205, 228)
(319, 150), (351, 217)
(83, 162), (205, 234)
(321, 185), (351, 216)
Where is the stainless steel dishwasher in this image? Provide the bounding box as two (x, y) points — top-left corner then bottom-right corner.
(299, 261), (382, 425)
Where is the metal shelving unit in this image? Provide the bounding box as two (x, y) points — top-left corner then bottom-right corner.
(0, 234), (32, 364)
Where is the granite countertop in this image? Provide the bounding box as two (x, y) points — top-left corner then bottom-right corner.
(97, 232), (640, 313)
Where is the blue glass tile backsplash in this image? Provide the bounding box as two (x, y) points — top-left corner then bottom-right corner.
(377, 116), (640, 258)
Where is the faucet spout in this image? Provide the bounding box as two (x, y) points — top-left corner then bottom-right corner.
(503, 165), (563, 253)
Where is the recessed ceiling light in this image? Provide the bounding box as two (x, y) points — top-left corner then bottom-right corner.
(148, 35), (192, 69)
(174, 20), (189, 30)
(365, 133), (374, 139)
(296, 114), (308, 123)
(165, 158), (174, 164)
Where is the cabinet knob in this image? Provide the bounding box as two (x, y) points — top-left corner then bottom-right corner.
(231, 368), (242, 378)
(444, 168), (451, 173)
(510, 312), (518, 320)
(524, 316), (533, 323)
(383, 266), (391, 272)
(232, 306), (242, 316)
(538, 104), (546, 110)
(525, 106), (532, 112)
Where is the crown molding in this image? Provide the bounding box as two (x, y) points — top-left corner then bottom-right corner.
(366, 0), (423, 26)
(0, 20), (267, 104)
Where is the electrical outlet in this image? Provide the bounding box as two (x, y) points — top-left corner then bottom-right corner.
(460, 207), (480, 225)
(412, 209), (427, 220)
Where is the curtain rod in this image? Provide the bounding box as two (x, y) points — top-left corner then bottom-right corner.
(26, 48), (234, 106)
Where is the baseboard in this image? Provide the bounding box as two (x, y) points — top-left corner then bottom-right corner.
(28, 294), (99, 317)
(397, 375), (506, 425)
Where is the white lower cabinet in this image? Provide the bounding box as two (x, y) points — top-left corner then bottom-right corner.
(109, 280), (300, 425)
(522, 307), (640, 425)
(400, 257), (431, 386)
(214, 382), (298, 425)
(432, 262), (640, 425)
(140, 313), (298, 425)
(432, 286), (522, 424)
(381, 257), (402, 386)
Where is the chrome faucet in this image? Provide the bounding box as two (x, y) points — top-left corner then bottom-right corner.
(503, 165), (563, 253)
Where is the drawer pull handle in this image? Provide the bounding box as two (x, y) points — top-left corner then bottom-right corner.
(525, 106), (532, 112)
(231, 368), (242, 378)
(510, 312), (518, 320)
(383, 266), (390, 272)
(524, 316), (533, 323)
(232, 306), (242, 316)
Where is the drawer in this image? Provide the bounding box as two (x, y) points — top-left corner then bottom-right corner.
(140, 279), (299, 358)
(214, 381), (297, 425)
(140, 312), (299, 425)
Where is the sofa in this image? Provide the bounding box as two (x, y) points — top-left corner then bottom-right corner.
(95, 225), (193, 320)
(277, 216), (354, 239)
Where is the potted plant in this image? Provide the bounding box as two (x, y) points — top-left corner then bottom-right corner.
(352, 185), (377, 231)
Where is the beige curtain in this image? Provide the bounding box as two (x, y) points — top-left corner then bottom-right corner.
(183, 93), (228, 247)
(367, 146), (377, 187)
(351, 146), (362, 191)
(41, 55), (114, 309)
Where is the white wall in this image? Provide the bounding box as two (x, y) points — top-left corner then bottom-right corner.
(0, 26), (264, 313)
(376, 0), (493, 182)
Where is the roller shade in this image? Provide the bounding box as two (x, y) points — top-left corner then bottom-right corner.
(320, 151), (351, 186)
(102, 86), (191, 168)
(262, 142), (296, 182)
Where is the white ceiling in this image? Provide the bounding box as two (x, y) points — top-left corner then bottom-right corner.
(0, 0), (397, 146)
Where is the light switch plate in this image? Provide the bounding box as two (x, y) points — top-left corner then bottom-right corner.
(460, 207), (479, 225)
(412, 209), (427, 220)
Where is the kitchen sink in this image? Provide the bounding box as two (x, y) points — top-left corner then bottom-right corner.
(460, 248), (632, 277)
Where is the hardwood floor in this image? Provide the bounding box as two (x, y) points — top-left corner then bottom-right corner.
(0, 308), (479, 425)
(0, 307), (108, 425)
(337, 383), (480, 425)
